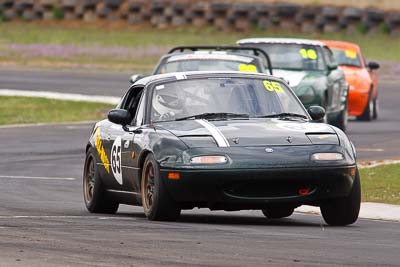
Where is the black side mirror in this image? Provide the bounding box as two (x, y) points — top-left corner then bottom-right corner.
(307, 106), (326, 121)
(327, 62), (338, 71)
(367, 61), (380, 70)
(108, 109), (131, 125)
(130, 74), (145, 84)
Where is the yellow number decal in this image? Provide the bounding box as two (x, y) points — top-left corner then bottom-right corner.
(299, 49), (317, 60)
(299, 49), (308, 59)
(239, 64), (257, 72)
(307, 49), (317, 60)
(345, 50), (357, 59)
(263, 80), (284, 93)
(263, 80), (274, 92)
(271, 81), (284, 93)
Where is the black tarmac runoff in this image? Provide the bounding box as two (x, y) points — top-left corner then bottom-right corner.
(1, 69), (400, 266)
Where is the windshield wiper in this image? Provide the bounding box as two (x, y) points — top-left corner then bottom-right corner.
(256, 113), (308, 120)
(175, 112), (250, 121)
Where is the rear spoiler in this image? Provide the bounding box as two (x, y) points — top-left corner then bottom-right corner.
(168, 46), (273, 75)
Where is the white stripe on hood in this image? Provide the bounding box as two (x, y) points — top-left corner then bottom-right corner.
(195, 119), (230, 147)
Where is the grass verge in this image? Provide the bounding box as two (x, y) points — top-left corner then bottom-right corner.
(360, 164), (400, 205)
(0, 21), (399, 72)
(0, 96), (114, 125)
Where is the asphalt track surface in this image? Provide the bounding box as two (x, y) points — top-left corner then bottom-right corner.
(1, 69), (400, 266)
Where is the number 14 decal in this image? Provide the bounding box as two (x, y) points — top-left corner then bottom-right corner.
(299, 48), (317, 60)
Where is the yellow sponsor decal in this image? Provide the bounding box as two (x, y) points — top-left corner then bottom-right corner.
(238, 63), (257, 72)
(94, 128), (110, 173)
(299, 48), (318, 60)
(345, 50), (357, 59)
(263, 80), (284, 93)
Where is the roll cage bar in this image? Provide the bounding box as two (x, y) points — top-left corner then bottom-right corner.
(168, 46), (273, 75)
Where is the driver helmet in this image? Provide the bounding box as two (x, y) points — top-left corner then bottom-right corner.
(153, 89), (185, 116)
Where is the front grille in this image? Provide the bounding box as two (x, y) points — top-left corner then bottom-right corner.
(223, 180), (316, 199)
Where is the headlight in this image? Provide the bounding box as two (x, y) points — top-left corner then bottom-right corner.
(311, 153), (344, 161)
(190, 155), (228, 164)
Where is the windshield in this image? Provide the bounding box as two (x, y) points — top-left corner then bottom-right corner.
(150, 77), (308, 122)
(331, 49), (362, 67)
(155, 59), (261, 74)
(246, 44), (325, 71)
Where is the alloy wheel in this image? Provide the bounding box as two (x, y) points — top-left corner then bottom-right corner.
(84, 156), (95, 204)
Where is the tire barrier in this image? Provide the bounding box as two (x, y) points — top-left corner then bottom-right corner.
(0, 0), (399, 36)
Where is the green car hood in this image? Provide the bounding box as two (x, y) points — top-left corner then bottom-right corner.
(157, 119), (337, 148)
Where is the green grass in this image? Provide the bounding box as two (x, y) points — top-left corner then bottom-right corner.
(0, 96), (114, 125)
(0, 22), (398, 54)
(0, 22), (399, 72)
(360, 164), (400, 205)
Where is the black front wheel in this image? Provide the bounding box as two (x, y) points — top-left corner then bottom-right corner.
(373, 97), (378, 120)
(141, 154), (181, 221)
(357, 92), (373, 121)
(332, 105), (348, 132)
(320, 169), (361, 226)
(83, 148), (119, 214)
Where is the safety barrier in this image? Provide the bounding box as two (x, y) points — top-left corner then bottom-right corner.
(0, 0), (399, 36)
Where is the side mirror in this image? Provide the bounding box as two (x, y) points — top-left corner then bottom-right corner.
(130, 74), (145, 84)
(307, 106), (326, 121)
(108, 109), (131, 125)
(327, 62), (338, 71)
(367, 61), (380, 70)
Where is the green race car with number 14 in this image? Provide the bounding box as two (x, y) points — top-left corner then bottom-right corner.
(238, 38), (349, 131)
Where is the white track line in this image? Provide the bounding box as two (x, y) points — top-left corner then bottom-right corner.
(358, 159), (400, 169)
(0, 175), (75, 180)
(0, 89), (120, 104)
(0, 120), (96, 129)
(357, 148), (384, 152)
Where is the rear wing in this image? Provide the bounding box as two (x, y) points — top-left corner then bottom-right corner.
(168, 46), (273, 75)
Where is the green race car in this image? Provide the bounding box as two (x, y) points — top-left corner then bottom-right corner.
(238, 38), (349, 131)
(83, 71), (360, 226)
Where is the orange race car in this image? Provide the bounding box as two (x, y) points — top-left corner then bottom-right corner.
(321, 40), (379, 121)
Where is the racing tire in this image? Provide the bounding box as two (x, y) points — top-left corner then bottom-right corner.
(141, 154), (181, 221)
(83, 148), (119, 214)
(373, 97), (378, 120)
(320, 169), (361, 226)
(357, 92), (373, 121)
(332, 105), (348, 132)
(261, 207), (294, 219)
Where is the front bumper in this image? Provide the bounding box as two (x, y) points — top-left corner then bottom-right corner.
(160, 165), (356, 209)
